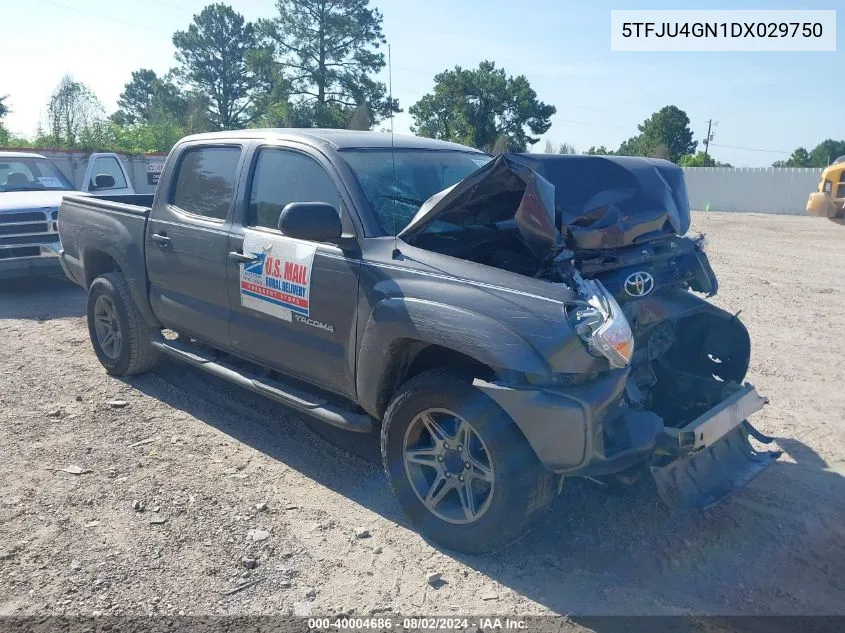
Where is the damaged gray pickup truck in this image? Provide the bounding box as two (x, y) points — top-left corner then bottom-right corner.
(57, 129), (781, 553)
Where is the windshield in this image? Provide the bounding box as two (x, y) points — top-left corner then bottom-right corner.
(341, 149), (491, 236)
(0, 157), (74, 192)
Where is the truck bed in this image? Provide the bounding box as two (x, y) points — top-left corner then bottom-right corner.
(63, 193), (155, 213)
(90, 193), (156, 208)
(57, 194), (155, 302)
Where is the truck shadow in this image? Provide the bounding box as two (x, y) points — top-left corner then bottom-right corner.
(0, 275), (85, 320)
(127, 359), (845, 618)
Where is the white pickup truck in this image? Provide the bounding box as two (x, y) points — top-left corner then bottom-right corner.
(0, 151), (134, 279)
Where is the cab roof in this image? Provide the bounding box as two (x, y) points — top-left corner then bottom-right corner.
(180, 128), (485, 153)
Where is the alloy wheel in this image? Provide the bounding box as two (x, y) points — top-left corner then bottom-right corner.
(402, 408), (495, 524)
(93, 295), (122, 360)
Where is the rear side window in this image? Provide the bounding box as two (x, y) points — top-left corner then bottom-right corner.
(247, 149), (340, 230)
(170, 146), (241, 220)
(89, 156), (128, 190)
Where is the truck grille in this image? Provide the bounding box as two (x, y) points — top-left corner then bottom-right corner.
(0, 208), (59, 259)
(1, 211), (45, 223)
(0, 222), (49, 236)
(0, 234), (58, 246)
(0, 246), (40, 260)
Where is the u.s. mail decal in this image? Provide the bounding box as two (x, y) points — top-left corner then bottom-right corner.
(239, 231), (316, 322)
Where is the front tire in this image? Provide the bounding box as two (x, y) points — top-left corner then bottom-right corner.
(381, 369), (553, 554)
(87, 272), (158, 376)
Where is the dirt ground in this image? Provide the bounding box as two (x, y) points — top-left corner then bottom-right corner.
(0, 212), (843, 622)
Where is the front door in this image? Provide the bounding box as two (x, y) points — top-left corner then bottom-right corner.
(146, 144), (244, 346)
(227, 145), (361, 398)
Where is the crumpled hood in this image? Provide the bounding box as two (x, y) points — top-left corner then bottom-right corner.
(0, 190), (71, 213)
(399, 153), (691, 257)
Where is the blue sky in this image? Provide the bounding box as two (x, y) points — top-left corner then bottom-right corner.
(2, 0), (841, 166)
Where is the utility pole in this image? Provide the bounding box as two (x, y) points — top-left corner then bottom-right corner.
(703, 119), (713, 161)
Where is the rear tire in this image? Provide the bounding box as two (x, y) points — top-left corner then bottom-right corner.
(87, 272), (158, 376)
(381, 369), (553, 554)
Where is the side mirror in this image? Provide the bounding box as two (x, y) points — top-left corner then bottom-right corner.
(278, 202), (342, 242)
(92, 174), (116, 190)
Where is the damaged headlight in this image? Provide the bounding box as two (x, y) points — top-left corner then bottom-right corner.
(568, 276), (634, 369)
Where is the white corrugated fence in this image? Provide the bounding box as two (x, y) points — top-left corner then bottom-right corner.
(682, 166), (822, 215)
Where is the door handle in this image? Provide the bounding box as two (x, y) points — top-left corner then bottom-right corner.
(229, 251), (258, 264)
(151, 233), (171, 248)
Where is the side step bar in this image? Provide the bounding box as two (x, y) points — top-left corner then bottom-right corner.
(151, 339), (373, 433)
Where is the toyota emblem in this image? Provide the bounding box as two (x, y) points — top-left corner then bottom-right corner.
(624, 271), (655, 297)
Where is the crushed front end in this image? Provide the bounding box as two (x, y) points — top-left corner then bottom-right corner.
(476, 279), (782, 509)
(450, 154), (782, 510)
(476, 268), (782, 509)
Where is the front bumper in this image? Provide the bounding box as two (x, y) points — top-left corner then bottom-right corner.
(474, 376), (781, 506)
(650, 384), (781, 508)
(475, 370), (663, 476)
(806, 192), (841, 218)
(0, 246), (63, 280)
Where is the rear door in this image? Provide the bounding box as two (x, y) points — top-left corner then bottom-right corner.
(227, 143), (362, 398)
(146, 142), (246, 346)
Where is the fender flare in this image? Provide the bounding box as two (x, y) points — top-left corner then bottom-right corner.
(356, 297), (550, 417)
(78, 227), (160, 327)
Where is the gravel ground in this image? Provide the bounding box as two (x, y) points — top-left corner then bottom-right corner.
(0, 212), (843, 622)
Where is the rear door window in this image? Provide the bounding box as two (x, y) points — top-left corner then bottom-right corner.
(170, 146), (241, 220)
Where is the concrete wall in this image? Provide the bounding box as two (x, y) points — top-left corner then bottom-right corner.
(682, 166), (822, 215)
(5, 148), (166, 194)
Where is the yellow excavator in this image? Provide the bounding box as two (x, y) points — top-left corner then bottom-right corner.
(806, 156), (845, 218)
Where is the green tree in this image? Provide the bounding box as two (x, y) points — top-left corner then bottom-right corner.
(679, 151), (731, 167)
(0, 95), (8, 145)
(809, 139), (845, 167)
(172, 3), (258, 130)
(112, 69), (188, 125)
(260, 0), (398, 128)
(47, 75), (104, 146)
(245, 43), (294, 127)
(773, 142), (845, 167)
(616, 105), (696, 163)
(773, 147), (811, 167)
(544, 140), (576, 154)
(77, 120), (185, 154)
(584, 145), (612, 155)
(410, 61), (555, 152)
(111, 68), (213, 136)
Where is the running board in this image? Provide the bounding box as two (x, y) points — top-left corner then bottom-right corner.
(151, 339), (373, 433)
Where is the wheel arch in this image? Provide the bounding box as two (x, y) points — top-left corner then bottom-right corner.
(357, 297), (550, 419)
(79, 239), (159, 328)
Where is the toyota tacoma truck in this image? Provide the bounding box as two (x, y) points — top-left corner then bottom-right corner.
(57, 129), (781, 553)
(1, 151), (134, 279)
